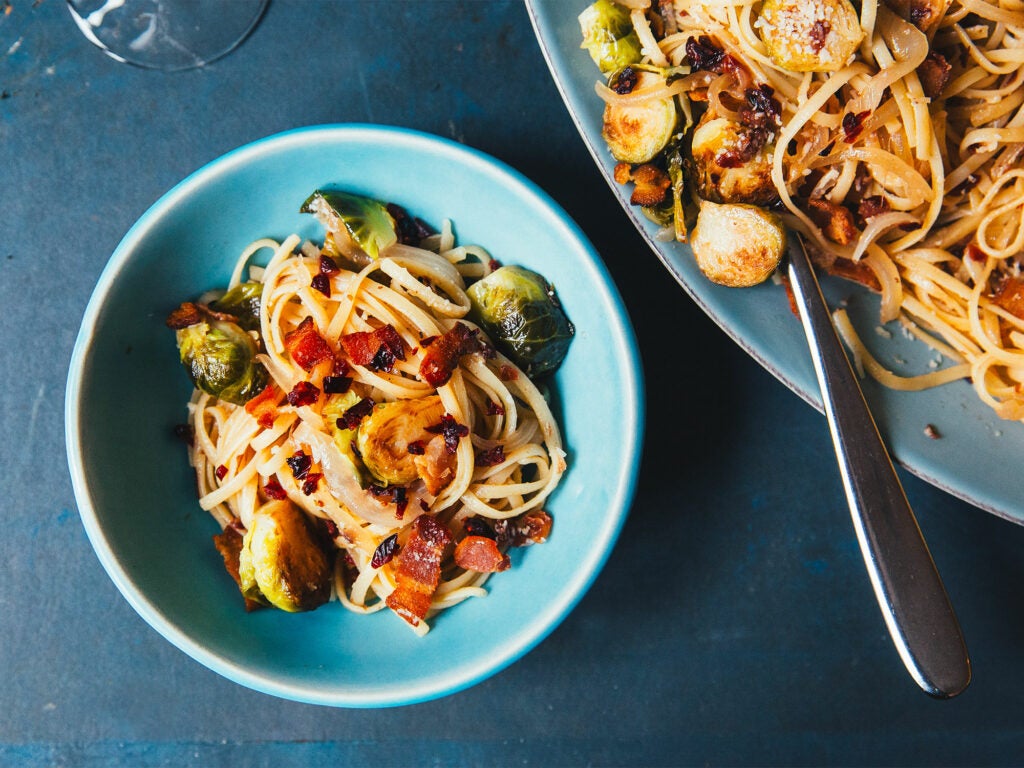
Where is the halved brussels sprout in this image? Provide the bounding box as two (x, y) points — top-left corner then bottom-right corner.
(301, 189), (397, 260)
(237, 501), (332, 612)
(690, 200), (786, 287)
(173, 314), (268, 405)
(602, 71), (677, 164)
(579, 0), (643, 74)
(467, 266), (574, 377)
(356, 395), (447, 486)
(757, 0), (863, 73)
(210, 281), (262, 331)
(690, 112), (777, 206)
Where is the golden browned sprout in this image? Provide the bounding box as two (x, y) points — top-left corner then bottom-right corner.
(356, 395), (446, 486)
(602, 72), (677, 164)
(756, 0), (864, 73)
(689, 111), (777, 206)
(690, 200), (786, 287)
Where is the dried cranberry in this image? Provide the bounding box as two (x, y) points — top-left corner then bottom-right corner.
(464, 517), (495, 539)
(311, 273), (331, 297)
(322, 518), (340, 538)
(499, 365), (518, 381)
(319, 254), (340, 275)
(486, 400), (505, 416)
(337, 397), (375, 431)
(215, 464), (228, 480)
(476, 446), (505, 467)
(611, 66), (638, 95)
(322, 375), (352, 394)
(685, 35), (725, 72)
(302, 473), (322, 495)
(262, 476), (287, 500)
(287, 451), (312, 480)
(371, 533), (399, 568)
(809, 20), (830, 53)
(287, 380), (320, 407)
(173, 423), (194, 446)
(407, 440), (426, 455)
(426, 414), (470, 454)
(387, 203), (434, 245)
(842, 110), (871, 143)
(488, 259), (502, 272)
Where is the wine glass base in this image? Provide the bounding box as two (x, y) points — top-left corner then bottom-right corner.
(67, 0), (269, 72)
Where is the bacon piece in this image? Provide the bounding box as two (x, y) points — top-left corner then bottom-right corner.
(385, 515), (452, 626)
(244, 382), (282, 429)
(630, 164), (671, 206)
(856, 195), (891, 226)
(919, 51), (952, 99)
(993, 276), (1024, 320)
(340, 324), (406, 372)
(496, 511), (553, 548)
(413, 434), (457, 495)
(613, 162), (632, 185)
(284, 317), (334, 371)
(165, 301), (204, 329)
(824, 258), (882, 292)
(212, 524), (263, 612)
(419, 322), (480, 387)
(454, 536), (511, 573)
(807, 198), (858, 246)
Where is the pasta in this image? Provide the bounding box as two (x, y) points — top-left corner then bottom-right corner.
(583, 0), (1024, 420)
(168, 196), (570, 634)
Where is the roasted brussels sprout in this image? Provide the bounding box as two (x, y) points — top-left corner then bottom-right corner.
(756, 0), (863, 73)
(210, 281), (262, 331)
(579, 0), (643, 74)
(602, 71), (678, 164)
(322, 390), (369, 485)
(690, 200), (786, 287)
(169, 305), (268, 405)
(690, 111), (777, 206)
(237, 501), (332, 612)
(467, 266), (574, 376)
(356, 395), (447, 486)
(301, 189), (397, 261)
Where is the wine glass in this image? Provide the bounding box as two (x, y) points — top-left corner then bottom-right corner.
(66, 0), (269, 72)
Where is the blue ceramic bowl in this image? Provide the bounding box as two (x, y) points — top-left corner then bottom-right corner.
(65, 125), (643, 707)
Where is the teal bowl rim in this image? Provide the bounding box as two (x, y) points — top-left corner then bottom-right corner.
(64, 123), (645, 707)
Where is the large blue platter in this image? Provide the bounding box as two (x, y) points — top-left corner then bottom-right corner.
(527, 0), (1024, 524)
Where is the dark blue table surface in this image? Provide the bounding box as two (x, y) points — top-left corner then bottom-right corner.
(4, 1), (1024, 765)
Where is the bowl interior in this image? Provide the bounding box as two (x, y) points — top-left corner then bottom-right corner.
(67, 125), (643, 706)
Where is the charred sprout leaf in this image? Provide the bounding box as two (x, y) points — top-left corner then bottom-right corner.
(237, 501), (332, 612)
(301, 189), (397, 260)
(467, 266), (574, 377)
(579, 0), (643, 73)
(175, 317), (268, 405)
(210, 282), (263, 331)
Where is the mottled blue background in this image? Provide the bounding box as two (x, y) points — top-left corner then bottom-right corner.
(2, 0), (1023, 765)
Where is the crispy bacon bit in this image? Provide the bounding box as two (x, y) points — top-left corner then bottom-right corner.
(426, 414), (470, 454)
(992, 275), (1024, 319)
(337, 397), (375, 431)
(284, 317), (334, 372)
(262, 476), (287, 500)
(809, 20), (831, 53)
(807, 198), (858, 245)
(165, 301), (204, 329)
(919, 51), (952, 99)
(496, 511), (553, 548)
(857, 195), (891, 226)
(311, 273), (331, 297)
(322, 375), (352, 394)
(419, 335), (439, 349)
(924, 424), (942, 439)
(340, 324), (407, 372)
(244, 383), (281, 429)
(287, 451), (312, 480)
(486, 400), (505, 416)
(499, 364), (519, 381)
(215, 464), (228, 481)
(173, 423), (194, 446)
(455, 536), (511, 573)
(387, 202), (434, 245)
(842, 110), (871, 143)
(407, 440), (426, 455)
(302, 473), (322, 495)
(476, 445), (506, 467)
(419, 322), (481, 387)
(630, 164), (671, 206)
(319, 254), (340, 275)
(385, 515), (453, 626)
(611, 65), (638, 95)
(212, 525), (263, 612)
(685, 35), (726, 72)
(286, 380), (320, 407)
(412, 436), (457, 495)
(613, 162), (632, 185)
(463, 517), (495, 539)
(371, 534), (399, 568)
